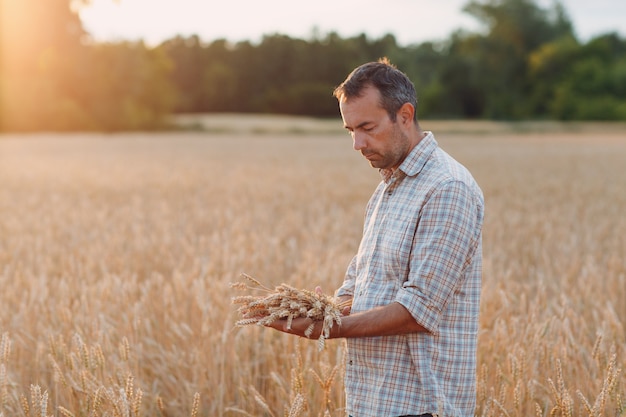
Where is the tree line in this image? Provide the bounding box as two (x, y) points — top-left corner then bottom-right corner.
(1, 0), (625, 132)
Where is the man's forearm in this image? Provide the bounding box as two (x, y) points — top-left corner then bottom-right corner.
(267, 301), (428, 339)
(330, 301), (427, 338)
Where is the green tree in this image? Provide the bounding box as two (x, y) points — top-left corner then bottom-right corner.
(159, 35), (213, 112)
(160, 31), (390, 116)
(439, 0), (574, 119)
(82, 41), (176, 130)
(543, 34), (626, 120)
(527, 35), (581, 117)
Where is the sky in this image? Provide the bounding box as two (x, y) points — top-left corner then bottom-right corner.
(79, 0), (626, 47)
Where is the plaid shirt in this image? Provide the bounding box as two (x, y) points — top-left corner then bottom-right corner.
(336, 133), (484, 417)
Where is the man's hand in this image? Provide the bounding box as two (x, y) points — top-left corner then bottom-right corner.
(265, 317), (322, 339)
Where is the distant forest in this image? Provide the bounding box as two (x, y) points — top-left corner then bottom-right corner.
(1, 0), (626, 131)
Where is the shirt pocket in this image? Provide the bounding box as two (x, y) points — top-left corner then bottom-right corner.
(378, 210), (416, 277)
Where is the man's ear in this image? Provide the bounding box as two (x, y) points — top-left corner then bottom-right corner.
(398, 103), (415, 126)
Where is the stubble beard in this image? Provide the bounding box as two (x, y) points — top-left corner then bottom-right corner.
(366, 124), (410, 170)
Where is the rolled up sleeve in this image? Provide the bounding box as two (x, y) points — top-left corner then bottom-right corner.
(395, 180), (481, 335)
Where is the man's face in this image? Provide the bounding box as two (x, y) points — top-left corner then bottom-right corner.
(339, 85), (410, 171)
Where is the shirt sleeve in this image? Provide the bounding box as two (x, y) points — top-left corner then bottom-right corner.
(335, 185), (382, 299)
(395, 179), (482, 335)
(335, 254), (357, 298)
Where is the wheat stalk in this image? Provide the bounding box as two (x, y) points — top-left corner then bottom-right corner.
(231, 274), (350, 350)
(286, 393), (306, 417)
(190, 392), (200, 417)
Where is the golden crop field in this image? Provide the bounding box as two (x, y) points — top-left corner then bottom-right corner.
(1, 117), (625, 416)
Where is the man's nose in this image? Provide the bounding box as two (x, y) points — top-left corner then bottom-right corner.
(353, 132), (367, 151)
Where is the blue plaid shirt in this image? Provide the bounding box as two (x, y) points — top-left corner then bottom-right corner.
(336, 133), (484, 417)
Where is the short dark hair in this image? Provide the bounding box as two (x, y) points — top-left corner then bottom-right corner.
(333, 57), (418, 122)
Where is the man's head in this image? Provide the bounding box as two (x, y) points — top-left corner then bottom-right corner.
(334, 59), (423, 171)
(333, 57), (418, 124)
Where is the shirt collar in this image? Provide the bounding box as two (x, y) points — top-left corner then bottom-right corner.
(380, 131), (437, 182)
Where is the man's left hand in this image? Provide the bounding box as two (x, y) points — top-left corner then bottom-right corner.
(265, 317), (321, 339)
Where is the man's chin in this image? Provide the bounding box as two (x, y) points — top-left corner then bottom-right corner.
(368, 159), (389, 169)
(364, 155), (381, 168)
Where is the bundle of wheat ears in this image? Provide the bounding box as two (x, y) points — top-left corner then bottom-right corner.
(231, 273), (351, 350)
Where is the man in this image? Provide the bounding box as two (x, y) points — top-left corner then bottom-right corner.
(268, 58), (484, 417)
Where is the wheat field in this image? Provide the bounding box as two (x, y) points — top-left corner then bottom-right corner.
(0, 118), (625, 416)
